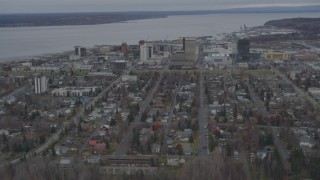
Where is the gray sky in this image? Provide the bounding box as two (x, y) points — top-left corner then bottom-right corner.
(1, 0), (320, 13)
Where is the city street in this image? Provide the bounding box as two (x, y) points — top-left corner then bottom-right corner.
(270, 65), (319, 110)
(1, 72), (127, 167)
(114, 72), (164, 156)
(198, 69), (208, 156)
(246, 80), (290, 171)
(160, 85), (179, 155)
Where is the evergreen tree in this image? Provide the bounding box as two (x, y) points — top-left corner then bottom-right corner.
(127, 113), (134, 123)
(189, 135), (194, 143)
(51, 146), (56, 156)
(2, 133), (8, 144)
(209, 135), (216, 152)
(110, 117), (116, 126)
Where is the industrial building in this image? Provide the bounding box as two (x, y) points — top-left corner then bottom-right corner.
(204, 54), (232, 68)
(203, 45), (232, 69)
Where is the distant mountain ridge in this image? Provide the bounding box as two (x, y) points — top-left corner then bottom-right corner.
(265, 18), (320, 33)
(0, 5), (319, 27)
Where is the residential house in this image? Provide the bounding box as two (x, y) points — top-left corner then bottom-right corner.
(86, 156), (101, 164)
(151, 144), (161, 154)
(166, 156), (185, 167)
(59, 158), (72, 170)
(181, 143), (192, 155)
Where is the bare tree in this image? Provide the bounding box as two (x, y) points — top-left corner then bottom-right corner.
(178, 151), (246, 180)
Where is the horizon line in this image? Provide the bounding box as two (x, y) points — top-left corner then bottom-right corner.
(1, 4), (320, 15)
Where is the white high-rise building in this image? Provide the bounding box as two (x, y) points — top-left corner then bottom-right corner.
(34, 76), (48, 94)
(140, 44), (153, 61)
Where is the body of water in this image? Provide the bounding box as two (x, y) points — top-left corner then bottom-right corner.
(0, 13), (319, 60)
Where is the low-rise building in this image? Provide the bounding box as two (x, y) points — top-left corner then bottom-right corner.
(111, 60), (127, 71)
(151, 144), (161, 154)
(51, 87), (98, 96)
(87, 72), (115, 80)
(86, 156), (101, 164)
(263, 50), (293, 61)
(204, 53), (232, 67)
(31, 65), (60, 71)
(308, 87), (320, 100)
(99, 156), (158, 175)
(74, 64), (93, 70)
(122, 75), (138, 83)
(238, 62), (249, 69)
(166, 156), (185, 166)
(59, 159), (72, 170)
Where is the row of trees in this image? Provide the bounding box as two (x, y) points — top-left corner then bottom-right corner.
(178, 152), (247, 180)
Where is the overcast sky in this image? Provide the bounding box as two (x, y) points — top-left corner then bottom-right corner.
(1, 0), (320, 13)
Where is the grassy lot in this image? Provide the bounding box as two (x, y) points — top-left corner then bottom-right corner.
(159, 156), (167, 165)
(0, 154), (9, 161)
(191, 135), (199, 155)
(107, 143), (118, 155)
(74, 70), (88, 76)
(205, 70), (275, 77)
(5, 71), (33, 76)
(164, 166), (181, 175)
(5, 71), (53, 76)
(133, 69), (197, 74)
(133, 69), (275, 77)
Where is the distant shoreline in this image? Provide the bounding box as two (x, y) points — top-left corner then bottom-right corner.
(1, 5), (320, 28)
(0, 11), (319, 62)
(265, 17), (320, 33)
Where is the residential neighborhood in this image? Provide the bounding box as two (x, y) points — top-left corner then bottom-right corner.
(0, 25), (320, 179)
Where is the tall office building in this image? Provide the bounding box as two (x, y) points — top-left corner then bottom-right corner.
(237, 39), (250, 62)
(120, 43), (128, 56)
(170, 37), (197, 68)
(34, 76), (48, 94)
(74, 46), (87, 57)
(183, 37), (197, 61)
(140, 44), (153, 61)
(139, 40), (145, 47)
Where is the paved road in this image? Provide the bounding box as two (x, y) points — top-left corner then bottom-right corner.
(78, 124), (103, 154)
(293, 41), (320, 52)
(99, 154), (199, 161)
(1, 85), (28, 99)
(198, 69), (208, 156)
(160, 85), (179, 155)
(246, 80), (290, 171)
(77, 75), (127, 154)
(240, 150), (252, 180)
(1, 73), (127, 167)
(270, 65), (319, 110)
(245, 81), (267, 116)
(114, 72), (164, 156)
